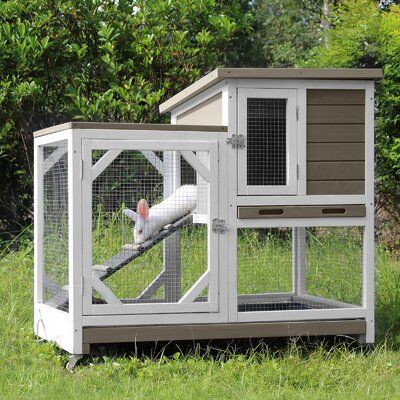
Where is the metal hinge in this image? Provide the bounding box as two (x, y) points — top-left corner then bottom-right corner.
(227, 134), (246, 149)
(297, 164), (299, 179)
(212, 218), (230, 233)
(296, 105), (299, 121)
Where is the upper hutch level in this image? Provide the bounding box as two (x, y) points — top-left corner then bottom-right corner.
(160, 68), (382, 198)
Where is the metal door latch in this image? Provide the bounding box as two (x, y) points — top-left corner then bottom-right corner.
(226, 134), (246, 149)
(212, 218), (230, 233)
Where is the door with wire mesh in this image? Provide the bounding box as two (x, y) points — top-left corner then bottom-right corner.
(237, 88), (298, 195)
(81, 139), (219, 316)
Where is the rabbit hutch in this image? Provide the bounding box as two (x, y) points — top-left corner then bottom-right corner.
(33, 68), (382, 366)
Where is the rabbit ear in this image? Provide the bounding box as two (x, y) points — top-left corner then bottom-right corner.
(123, 208), (138, 222)
(137, 199), (149, 219)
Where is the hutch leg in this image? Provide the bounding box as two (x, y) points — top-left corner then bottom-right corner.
(360, 220), (375, 344)
(163, 151), (182, 302)
(292, 227), (306, 295)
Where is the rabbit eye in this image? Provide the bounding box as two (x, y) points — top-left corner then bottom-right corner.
(138, 229), (143, 235)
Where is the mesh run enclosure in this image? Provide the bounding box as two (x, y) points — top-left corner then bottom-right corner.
(237, 227), (363, 312)
(246, 98), (287, 186)
(91, 149), (209, 306)
(42, 141), (69, 311)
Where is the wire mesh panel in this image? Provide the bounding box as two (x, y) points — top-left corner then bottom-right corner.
(247, 98), (287, 186)
(90, 149), (210, 307)
(237, 226), (363, 313)
(237, 228), (293, 312)
(42, 141), (69, 311)
(237, 88), (297, 196)
(305, 227), (363, 307)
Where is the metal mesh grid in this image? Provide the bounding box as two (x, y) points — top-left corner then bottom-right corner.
(247, 98), (286, 186)
(91, 149), (209, 305)
(237, 227), (363, 312)
(42, 141), (69, 311)
(237, 228), (293, 312)
(305, 227), (363, 307)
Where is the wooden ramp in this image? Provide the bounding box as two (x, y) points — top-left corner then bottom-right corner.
(43, 214), (193, 309)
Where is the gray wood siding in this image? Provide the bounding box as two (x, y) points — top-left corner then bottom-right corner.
(83, 320), (366, 343)
(307, 105), (365, 124)
(306, 89), (365, 195)
(307, 124), (364, 143)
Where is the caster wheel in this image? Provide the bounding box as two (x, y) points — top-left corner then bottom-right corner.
(66, 354), (83, 371)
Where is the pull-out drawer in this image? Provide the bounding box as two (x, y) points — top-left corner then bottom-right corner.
(237, 205), (366, 219)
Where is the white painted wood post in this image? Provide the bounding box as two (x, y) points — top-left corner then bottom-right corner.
(362, 82), (375, 344)
(68, 131), (84, 354)
(226, 79), (239, 323)
(163, 150), (181, 302)
(34, 143), (44, 316)
(292, 227), (307, 295)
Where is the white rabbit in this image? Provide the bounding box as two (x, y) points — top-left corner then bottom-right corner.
(123, 184), (197, 244)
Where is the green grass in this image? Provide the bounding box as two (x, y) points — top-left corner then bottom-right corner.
(1, 226), (400, 399)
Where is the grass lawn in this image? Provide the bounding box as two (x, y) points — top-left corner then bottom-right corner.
(1, 227), (400, 399)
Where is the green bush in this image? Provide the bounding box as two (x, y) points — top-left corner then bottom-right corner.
(248, 0), (324, 67)
(0, 0), (252, 241)
(304, 0), (400, 248)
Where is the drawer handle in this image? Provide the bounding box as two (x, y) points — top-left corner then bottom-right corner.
(259, 209), (284, 216)
(322, 208), (346, 215)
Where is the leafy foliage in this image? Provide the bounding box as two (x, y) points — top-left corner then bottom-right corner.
(304, 0), (400, 249)
(247, 0), (326, 67)
(0, 0), (252, 240)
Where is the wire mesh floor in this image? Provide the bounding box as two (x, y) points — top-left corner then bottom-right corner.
(238, 302), (313, 312)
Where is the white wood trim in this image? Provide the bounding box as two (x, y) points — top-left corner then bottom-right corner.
(221, 81), (230, 126)
(91, 150), (121, 181)
(91, 139), (212, 151)
(34, 303), (75, 353)
(227, 79), (238, 322)
(292, 227), (306, 295)
(43, 146), (68, 174)
(217, 119), (231, 323)
(179, 270), (209, 303)
(237, 88), (298, 195)
(297, 88), (307, 195)
(363, 82), (375, 343)
(236, 79), (368, 90)
(34, 143), (44, 308)
(80, 130), (223, 142)
(68, 131), (84, 354)
(82, 311), (224, 326)
(34, 130), (72, 146)
(81, 139), (93, 316)
(206, 142), (220, 312)
(92, 272), (122, 305)
(83, 139), (220, 317)
(140, 150), (164, 175)
(237, 307), (366, 323)
(163, 150), (181, 302)
(180, 150), (210, 182)
(90, 302), (213, 315)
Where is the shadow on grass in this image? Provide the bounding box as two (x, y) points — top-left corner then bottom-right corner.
(79, 335), (373, 367)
